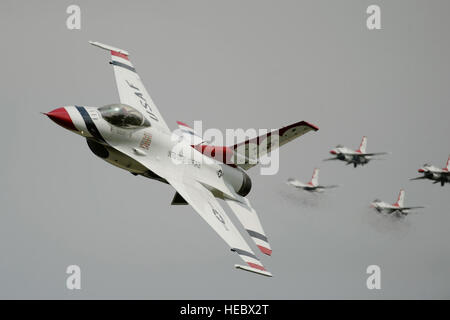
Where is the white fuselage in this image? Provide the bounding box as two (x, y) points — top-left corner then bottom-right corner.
(329, 147), (369, 166)
(58, 105), (252, 199)
(418, 165), (450, 185)
(371, 201), (407, 215)
(287, 180), (325, 192)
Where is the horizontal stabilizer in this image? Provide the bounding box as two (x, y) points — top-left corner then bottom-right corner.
(235, 264), (273, 277)
(175, 121), (204, 145)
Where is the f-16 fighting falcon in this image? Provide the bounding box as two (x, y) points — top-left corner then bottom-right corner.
(286, 168), (338, 193)
(371, 189), (424, 216)
(325, 136), (388, 168)
(410, 156), (450, 187)
(44, 41), (319, 277)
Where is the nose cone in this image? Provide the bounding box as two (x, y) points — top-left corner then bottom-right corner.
(45, 107), (77, 131)
(330, 150), (337, 155)
(418, 168), (425, 173)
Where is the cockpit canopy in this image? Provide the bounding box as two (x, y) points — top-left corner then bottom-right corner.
(98, 104), (150, 129)
(336, 144), (343, 148)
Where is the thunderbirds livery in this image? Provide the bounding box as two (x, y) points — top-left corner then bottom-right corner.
(325, 136), (388, 168)
(371, 189), (424, 216)
(410, 156), (450, 186)
(287, 168), (338, 193)
(45, 41), (318, 277)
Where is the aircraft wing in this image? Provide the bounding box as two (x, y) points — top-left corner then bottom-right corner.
(89, 41), (171, 133)
(232, 121), (318, 170)
(321, 185), (339, 189)
(402, 206), (425, 210)
(225, 196), (272, 256)
(286, 179), (307, 188)
(359, 152), (389, 157)
(166, 176), (272, 277)
(410, 176), (427, 181)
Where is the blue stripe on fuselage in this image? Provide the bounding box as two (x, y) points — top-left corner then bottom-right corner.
(76, 106), (106, 143)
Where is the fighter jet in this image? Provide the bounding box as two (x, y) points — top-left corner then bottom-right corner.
(325, 136), (388, 168)
(286, 168), (338, 193)
(44, 41), (319, 277)
(410, 156), (450, 186)
(370, 189), (424, 216)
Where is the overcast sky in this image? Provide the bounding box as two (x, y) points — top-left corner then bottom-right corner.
(1, 0), (449, 299)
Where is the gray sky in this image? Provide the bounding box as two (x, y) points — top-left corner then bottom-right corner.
(1, 0), (449, 299)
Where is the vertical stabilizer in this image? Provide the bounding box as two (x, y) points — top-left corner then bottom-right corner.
(394, 189), (405, 207)
(309, 168), (320, 186)
(357, 136), (367, 153)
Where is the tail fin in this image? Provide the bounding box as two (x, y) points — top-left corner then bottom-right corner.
(445, 155), (450, 171)
(357, 136), (367, 153)
(394, 189), (405, 207)
(309, 168), (320, 186)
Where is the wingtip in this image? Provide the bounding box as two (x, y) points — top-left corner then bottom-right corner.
(89, 41), (130, 55)
(302, 121), (319, 131)
(234, 264), (273, 277)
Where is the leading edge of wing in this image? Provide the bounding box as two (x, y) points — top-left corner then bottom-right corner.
(401, 206), (425, 210)
(359, 152), (389, 156)
(166, 176), (272, 277)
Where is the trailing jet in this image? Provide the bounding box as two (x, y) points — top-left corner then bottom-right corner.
(325, 136), (388, 168)
(410, 156), (450, 186)
(371, 189), (424, 216)
(44, 41), (319, 277)
(286, 168), (338, 193)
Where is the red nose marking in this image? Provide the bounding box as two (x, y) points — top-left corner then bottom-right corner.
(45, 107), (77, 131)
(330, 150), (337, 155)
(418, 169), (425, 173)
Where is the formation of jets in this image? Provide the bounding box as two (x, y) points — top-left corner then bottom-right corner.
(287, 138), (448, 217)
(45, 42), (446, 277)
